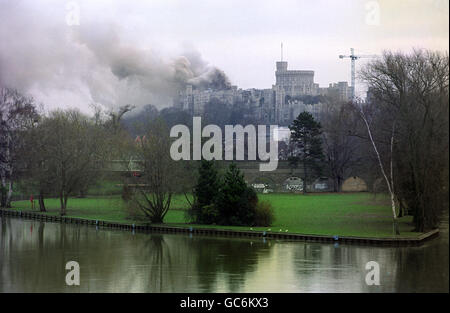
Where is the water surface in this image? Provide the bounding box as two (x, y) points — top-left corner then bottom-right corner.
(0, 216), (448, 292)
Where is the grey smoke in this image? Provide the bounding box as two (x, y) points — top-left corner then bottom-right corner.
(0, 1), (231, 112)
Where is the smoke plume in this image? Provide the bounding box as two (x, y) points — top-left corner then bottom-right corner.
(0, 1), (231, 112)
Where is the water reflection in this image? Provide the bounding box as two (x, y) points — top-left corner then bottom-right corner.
(0, 216), (448, 292)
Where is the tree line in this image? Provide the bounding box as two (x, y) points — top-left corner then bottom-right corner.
(283, 50), (448, 233)
(0, 49), (448, 233)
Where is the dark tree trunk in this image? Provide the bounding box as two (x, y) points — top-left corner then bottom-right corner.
(333, 176), (339, 192)
(393, 218), (400, 235)
(60, 192), (66, 216)
(0, 186), (6, 208)
(413, 205), (424, 232)
(303, 161), (308, 195)
(397, 199), (403, 218)
(39, 191), (46, 212)
(5, 181), (12, 208)
(63, 194), (69, 215)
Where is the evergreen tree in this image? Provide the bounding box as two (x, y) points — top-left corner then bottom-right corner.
(289, 112), (324, 194)
(190, 160), (220, 224)
(215, 163), (257, 226)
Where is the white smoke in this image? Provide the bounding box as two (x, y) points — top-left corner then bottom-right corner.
(0, 1), (231, 112)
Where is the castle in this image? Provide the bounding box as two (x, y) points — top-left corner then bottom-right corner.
(174, 59), (353, 125)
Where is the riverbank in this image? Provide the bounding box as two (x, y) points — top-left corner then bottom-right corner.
(0, 208), (439, 246)
(7, 193), (430, 241)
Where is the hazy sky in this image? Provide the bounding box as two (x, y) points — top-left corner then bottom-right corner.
(0, 0), (448, 112)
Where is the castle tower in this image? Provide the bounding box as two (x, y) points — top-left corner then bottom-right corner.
(276, 61), (288, 72)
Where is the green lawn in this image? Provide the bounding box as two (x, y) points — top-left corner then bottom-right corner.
(10, 193), (421, 238)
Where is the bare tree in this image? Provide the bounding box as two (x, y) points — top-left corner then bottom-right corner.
(360, 49), (449, 232)
(129, 119), (184, 223)
(358, 102), (400, 235)
(321, 101), (363, 192)
(20, 113), (51, 212)
(35, 109), (109, 215)
(0, 88), (38, 208)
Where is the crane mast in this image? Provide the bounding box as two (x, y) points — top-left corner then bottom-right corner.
(339, 48), (377, 100)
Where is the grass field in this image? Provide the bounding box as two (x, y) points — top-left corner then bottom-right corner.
(10, 192), (420, 238)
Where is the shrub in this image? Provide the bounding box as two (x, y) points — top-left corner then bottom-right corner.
(187, 202), (219, 225)
(215, 163), (257, 226)
(253, 200), (275, 227)
(200, 204), (220, 225)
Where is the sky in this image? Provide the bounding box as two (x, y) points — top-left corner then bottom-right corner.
(0, 0), (448, 113)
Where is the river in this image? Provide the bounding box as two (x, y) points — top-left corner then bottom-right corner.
(0, 215), (448, 292)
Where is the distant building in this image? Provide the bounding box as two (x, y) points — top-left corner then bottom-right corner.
(271, 60), (322, 124)
(318, 82), (353, 102)
(174, 58), (351, 125)
(175, 85), (240, 115)
(274, 61), (318, 97)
